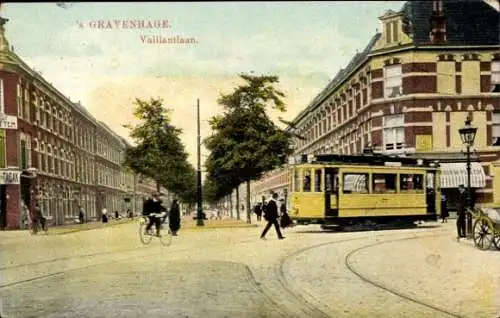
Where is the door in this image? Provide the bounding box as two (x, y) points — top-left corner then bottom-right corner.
(426, 172), (436, 213)
(324, 168), (338, 217)
(0, 185), (6, 229)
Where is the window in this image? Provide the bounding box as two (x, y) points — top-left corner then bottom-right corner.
(20, 139), (27, 169)
(17, 83), (22, 118)
(492, 113), (500, 145)
(383, 114), (404, 151)
(400, 174), (424, 191)
(293, 169), (300, 192)
(24, 89), (30, 122)
(385, 22), (392, 43)
(302, 169), (311, 192)
(0, 130), (5, 168)
(384, 65), (402, 98)
(373, 174), (397, 193)
(343, 173), (368, 193)
(492, 61), (500, 92)
(314, 169), (322, 192)
(0, 79), (4, 113)
(392, 21), (398, 43)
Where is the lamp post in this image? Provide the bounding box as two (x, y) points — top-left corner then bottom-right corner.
(458, 117), (477, 238)
(196, 98), (204, 226)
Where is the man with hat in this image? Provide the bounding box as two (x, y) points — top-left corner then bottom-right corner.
(456, 184), (467, 239)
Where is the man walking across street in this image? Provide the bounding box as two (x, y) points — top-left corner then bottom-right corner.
(457, 184), (467, 239)
(260, 192), (284, 240)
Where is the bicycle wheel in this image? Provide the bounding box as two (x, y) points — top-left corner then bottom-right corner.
(159, 227), (172, 246)
(139, 219), (153, 244)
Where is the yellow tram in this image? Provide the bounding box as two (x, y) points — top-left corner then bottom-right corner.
(289, 154), (441, 228)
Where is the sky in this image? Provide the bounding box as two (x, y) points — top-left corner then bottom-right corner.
(1, 1), (407, 168)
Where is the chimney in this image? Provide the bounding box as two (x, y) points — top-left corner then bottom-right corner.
(429, 0), (447, 44)
(0, 16), (10, 52)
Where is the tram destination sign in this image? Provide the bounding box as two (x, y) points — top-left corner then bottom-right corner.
(0, 113), (17, 129)
(0, 170), (21, 184)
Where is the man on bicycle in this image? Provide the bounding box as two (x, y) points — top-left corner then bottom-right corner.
(142, 191), (166, 237)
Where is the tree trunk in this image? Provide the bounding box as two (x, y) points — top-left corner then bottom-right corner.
(236, 187), (240, 220)
(246, 180), (252, 224)
(229, 193), (233, 218)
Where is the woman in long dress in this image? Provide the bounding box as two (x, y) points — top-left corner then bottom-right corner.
(279, 199), (294, 228)
(440, 194), (449, 223)
(169, 199), (181, 236)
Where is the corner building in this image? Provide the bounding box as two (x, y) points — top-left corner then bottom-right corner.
(251, 0), (500, 210)
(0, 16), (158, 230)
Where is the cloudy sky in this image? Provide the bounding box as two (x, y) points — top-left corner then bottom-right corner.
(1, 1), (406, 167)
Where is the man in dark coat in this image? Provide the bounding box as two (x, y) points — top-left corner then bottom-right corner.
(456, 184), (467, 239)
(169, 199), (181, 236)
(142, 192), (165, 236)
(253, 203), (262, 221)
(260, 192), (284, 240)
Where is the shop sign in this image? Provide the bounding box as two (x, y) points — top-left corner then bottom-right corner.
(0, 170), (21, 184)
(0, 113), (17, 129)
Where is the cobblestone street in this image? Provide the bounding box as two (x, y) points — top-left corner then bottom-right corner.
(1, 220), (499, 318)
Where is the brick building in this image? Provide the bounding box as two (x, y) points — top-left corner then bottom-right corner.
(251, 0), (500, 210)
(0, 16), (160, 230)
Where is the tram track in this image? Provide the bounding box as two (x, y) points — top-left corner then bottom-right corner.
(344, 233), (464, 318)
(275, 230), (463, 318)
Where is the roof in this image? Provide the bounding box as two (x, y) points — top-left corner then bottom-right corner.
(401, 0), (500, 46)
(292, 33), (381, 125)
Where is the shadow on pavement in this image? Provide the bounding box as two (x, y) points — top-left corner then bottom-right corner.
(294, 223), (442, 234)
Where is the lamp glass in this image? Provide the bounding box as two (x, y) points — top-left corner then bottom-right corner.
(459, 126), (477, 146)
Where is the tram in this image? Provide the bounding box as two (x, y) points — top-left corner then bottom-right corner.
(289, 153), (441, 228)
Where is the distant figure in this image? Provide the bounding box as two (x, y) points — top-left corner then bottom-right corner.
(169, 199), (181, 236)
(78, 207), (84, 224)
(279, 198), (294, 229)
(440, 194), (449, 223)
(114, 210), (119, 219)
(101, 208), (108, 223)
(456, 184), (467, 239)
(127, 208), (133, 218)
(260, 193), (284, 240)
(254, 203), (262, 221)
(33, 203), (47, 232)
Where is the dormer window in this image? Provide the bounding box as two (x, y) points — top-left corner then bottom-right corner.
(385, 21), (399, 44)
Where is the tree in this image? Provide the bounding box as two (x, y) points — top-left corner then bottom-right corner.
(124, 97), (197, 205)
(204, 74), (294, 223)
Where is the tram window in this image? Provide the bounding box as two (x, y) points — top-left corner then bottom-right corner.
(373, 174), (397, 193)
(343, 173), (368, 193)
(303, 169), (311, 192)
(293, 169), (300, 192)
(314, 169), (322, 192)
(426, 173), (435, 189)
(400, 174), (424, 191)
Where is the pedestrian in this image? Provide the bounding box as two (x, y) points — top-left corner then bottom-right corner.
(456, 184), (467, 239)
(254, 203), (262, 221)
(127, 208), (133, 219)
(78, 205), (85, 224)
(279, 198), (294, 229)
(114, 210), (119, 219)
(440, 194), (449, 223)
(101, 208), (108, 223)
(169, 199), (181, 236)
(33, 203), (47, 232)
(260, 192), (285, 240)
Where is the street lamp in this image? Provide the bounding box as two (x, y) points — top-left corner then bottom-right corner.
(458, 117), (477, 238)
(196, 98), (204, 226)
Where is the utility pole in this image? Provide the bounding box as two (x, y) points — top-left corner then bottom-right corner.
(196, 98), (204, 226)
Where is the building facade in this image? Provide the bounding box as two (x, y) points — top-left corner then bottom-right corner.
(0, 16), (159, 230)
(251, 0), (500, 210)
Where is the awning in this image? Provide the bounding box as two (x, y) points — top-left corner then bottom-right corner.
(439, 162), (487, 189)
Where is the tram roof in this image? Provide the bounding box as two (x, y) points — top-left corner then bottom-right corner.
(307, 153), (436, 167)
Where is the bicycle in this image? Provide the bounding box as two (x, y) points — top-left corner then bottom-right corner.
(138, 214), (172, 246)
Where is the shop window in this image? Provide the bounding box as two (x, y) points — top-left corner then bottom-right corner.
(373, 174), (397, 193)
(343, 173), (368, 193)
